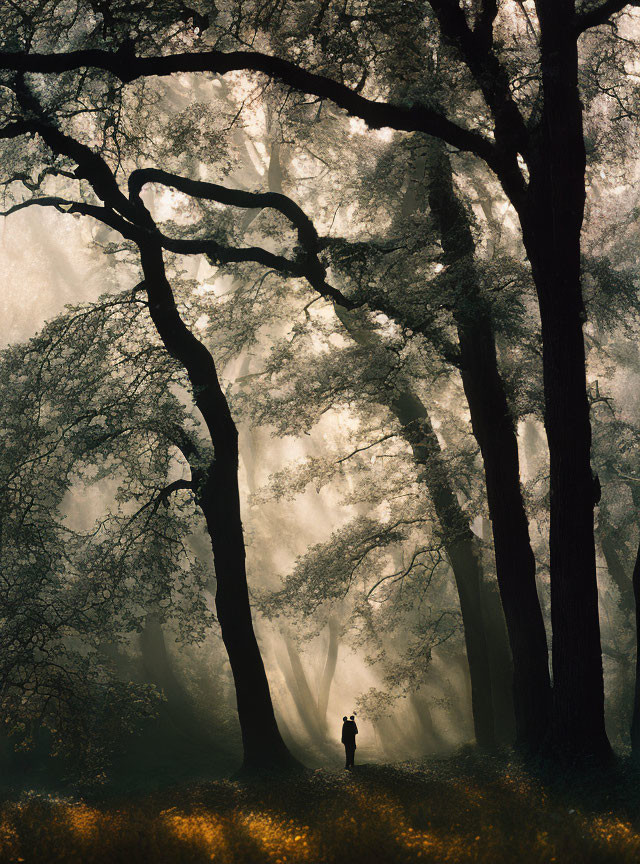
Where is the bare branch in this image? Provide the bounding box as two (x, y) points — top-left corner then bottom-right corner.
(1, 117), (460, 361)
(336, 434), (399, 464)
(1, 166), (76, 192)
(366, 547), (442, 599)
(129, 478), (195, 523)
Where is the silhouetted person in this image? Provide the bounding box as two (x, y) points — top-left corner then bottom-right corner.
(341, 714), (358, 768)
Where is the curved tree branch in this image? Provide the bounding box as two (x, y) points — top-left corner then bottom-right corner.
(128, 168), (321, 253)
(130, 478), (195, 523)
(1, 117), (462, 363)
(0, 47), (497, 161)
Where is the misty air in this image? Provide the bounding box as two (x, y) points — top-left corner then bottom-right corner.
(0, 2), (639, 862)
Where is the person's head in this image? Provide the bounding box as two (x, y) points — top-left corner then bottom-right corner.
(343, 716), (347, 721)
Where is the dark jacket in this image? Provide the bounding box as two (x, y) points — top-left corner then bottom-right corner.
(341, 719), (358, 748)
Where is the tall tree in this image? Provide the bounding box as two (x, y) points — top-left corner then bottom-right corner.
(0, 110), (302, 772)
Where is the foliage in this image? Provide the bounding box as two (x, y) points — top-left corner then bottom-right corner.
(2, 757), (640, 862)
(0, 290), (215, 768)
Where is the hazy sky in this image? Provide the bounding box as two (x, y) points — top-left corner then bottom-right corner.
(0, 207), (106, 346)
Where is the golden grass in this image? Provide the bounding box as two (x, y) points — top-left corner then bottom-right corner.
(0, 762), (638, 863)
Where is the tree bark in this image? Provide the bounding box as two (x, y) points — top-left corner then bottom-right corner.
(519, 0), (610, 760)
(139, 240), (300, 774)
(196, 382), (300, 774)
(425, 142), (551, 751)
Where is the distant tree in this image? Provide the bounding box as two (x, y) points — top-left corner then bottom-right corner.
(230, 126), (532, 750)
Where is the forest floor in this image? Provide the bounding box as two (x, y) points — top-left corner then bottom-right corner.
(1, 750), (640, 863)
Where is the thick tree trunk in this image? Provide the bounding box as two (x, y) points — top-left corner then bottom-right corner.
(139, 241), (299, 774)
(197, 419), (300, 773)
(425, 143), (551, 751)
(523, 232), (608, 758)
(455, 304), (549, 751)
(630, 538), (640, 758)
(478, 517), (515, 745)
(520, 0), (610, 760)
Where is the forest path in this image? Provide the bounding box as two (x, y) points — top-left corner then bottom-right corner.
(1, 753), (640, 862)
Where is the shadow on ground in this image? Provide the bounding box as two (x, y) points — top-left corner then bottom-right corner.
(2, 751), (640, 862)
